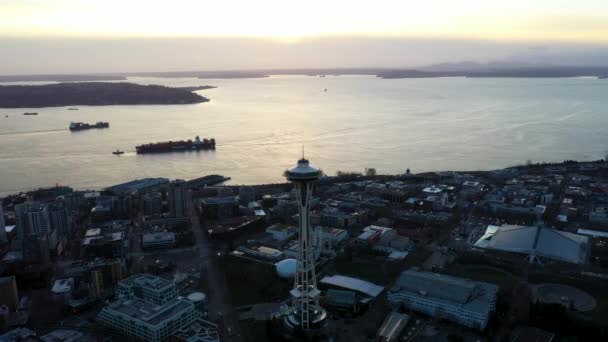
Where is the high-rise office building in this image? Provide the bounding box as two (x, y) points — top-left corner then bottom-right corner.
(168, 179), (191, 218)
(13, 203), (28, 250)
(48, 202), (69, 239)
(143, 191), (163, 215)
(238, 186), (256, 206)
(25, 202), (50, 236)
(283, 157), (327, 332)
(0, 201), (6, 244)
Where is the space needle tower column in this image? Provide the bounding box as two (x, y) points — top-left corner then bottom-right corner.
(284, 156), (327, 332)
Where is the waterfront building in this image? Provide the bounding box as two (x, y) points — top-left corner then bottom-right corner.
(105, 177), (169, 195)
(0, 202), (6, 243)
(387, 269), (497, 330)
(169, 179), (191, 218)
(238, 186), (256, 206)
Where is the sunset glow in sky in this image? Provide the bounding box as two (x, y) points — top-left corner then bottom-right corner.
(1, 0), (608, 42)
(1, 0), (608, 74)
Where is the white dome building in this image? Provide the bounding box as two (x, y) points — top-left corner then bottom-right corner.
(275, 258), (297, 278)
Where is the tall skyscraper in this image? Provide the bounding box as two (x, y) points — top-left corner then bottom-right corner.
(283, 157), (327, 332)
(25, 202), (51, 236)
(238, 186), (256, 206)
(48, 201), (69, 239)
(144, 191), (163, 215)
(0, 200), (6, 244)
(168, 179), (190, 218)
(13, 203), (29, 247)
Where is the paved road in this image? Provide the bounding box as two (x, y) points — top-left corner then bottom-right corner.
(129, 216), (144, 274)
(191, 209), (245, 342)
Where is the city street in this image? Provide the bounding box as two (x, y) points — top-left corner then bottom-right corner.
(191, 208), (244, 342)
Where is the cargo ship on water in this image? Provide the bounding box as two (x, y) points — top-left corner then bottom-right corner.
(136, 136), (215, 154)
(69, 121), (109, 131)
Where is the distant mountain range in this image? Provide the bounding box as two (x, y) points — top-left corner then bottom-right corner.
(1, 62), (607, 82)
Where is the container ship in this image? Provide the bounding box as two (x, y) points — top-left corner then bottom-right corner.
(69, 121), (109, 131)
(136, 136), (216, 154)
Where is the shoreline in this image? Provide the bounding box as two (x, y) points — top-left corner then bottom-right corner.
(2, 157), (606, 199)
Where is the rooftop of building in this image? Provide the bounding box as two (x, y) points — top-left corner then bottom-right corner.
(326, 289), (357, 307)
(320, 274), (384, 298)
(40, 329), (84, 342)
(142, 231), (175, 242)
(51, 278), (74, 294)
(391, 269), (498, 313)
(119, 274), (174, 291)
(510, 326), (555, 342)
(377, 312), (410, 340)
(105, 177), (169, 193)
(171, 318), (220, 342)
(102, 297), (192, 326)
(266, 223), (295, 232)
(85, 228), (101, 237)
(201, 196), (239, 205)
(474, 224), (589, 264)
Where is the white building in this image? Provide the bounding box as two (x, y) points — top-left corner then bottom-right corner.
(98, 297), (198, 342)
(388, 269), (497, 330)
(474, 224), (589, 264)
(117, 274), (178, 305)
(356, 225), (392, 245)
(266, 224), (296, 242)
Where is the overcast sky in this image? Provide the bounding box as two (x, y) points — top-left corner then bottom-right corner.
(1, 0), (607, 74)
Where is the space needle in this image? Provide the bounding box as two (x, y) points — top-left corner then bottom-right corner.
(283, 153), (327, 333)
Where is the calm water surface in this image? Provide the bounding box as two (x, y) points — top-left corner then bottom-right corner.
(1, 76), (607, 195)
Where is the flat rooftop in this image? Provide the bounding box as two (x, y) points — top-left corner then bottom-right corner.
(103, 297), (192, 326)
(119, 274), (174, 291)
(391, 269), (498, 314)
(320, 274), (384, 297)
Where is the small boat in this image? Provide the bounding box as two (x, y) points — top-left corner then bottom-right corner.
(112, 150), (125, 155)
(324, 88), (327, 92)
(67, 107), (79, 110)
(23, 112), (38, 115)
